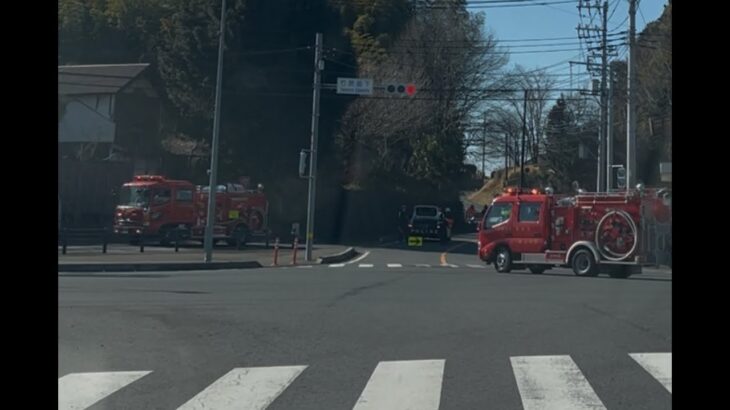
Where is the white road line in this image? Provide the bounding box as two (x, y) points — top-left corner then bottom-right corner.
(511, 355), (606, 410)
(297, 265), (313, 268)
(415, 264), (431, 268)
(440, 264), (459, 268)
(629, 353), (672, 393)
(329, 263), (346, 268)
(353, 359), (444, 410)
(466, 264), (485, 268)
(346, 251), (372, 265)
(387, 263), (403, 268)
(58, 370), (151, 410)
(177, 366), (307, 410)
(359, 264), (374, 268)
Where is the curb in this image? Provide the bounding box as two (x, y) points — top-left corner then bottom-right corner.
(318, 247), (358, 264)
(58, 261), (262, 273)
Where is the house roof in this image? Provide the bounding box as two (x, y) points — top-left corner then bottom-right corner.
(58, 64), (150, 95)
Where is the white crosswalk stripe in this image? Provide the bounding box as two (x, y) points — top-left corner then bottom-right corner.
(329, 263), (346, 268)
(387, 263), (403, 268)
(629, 352), (672, 393)
(466, 264), (485, 268)
(511, 355), (606, 410)
(58, 353), (670, 409)
(58, 370), (152, 410)
(177, 366), (307, 410)
(359, 263), (374, 268)
(440, 264), (459, 268)
(353, 360), (444, 410)
(415, 263), (431, 267)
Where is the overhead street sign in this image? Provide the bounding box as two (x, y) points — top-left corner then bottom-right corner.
(336, 78), (373, 95)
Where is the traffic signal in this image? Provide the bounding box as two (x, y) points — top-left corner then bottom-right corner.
(385, 83), (416, 96)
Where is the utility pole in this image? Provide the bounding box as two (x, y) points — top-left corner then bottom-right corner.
(606, 65), (614, 191)
(482, 112), (487, 179)
(304, 32), (323, 262)
(626, 0), (638, 190)
(203, 0), (227, 263)
(520, 89), (528, 190)
(596, 0), (608, 192)
(504, 133), (508, 187)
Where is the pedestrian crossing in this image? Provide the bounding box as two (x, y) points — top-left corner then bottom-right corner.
(58, 353), (671, 410)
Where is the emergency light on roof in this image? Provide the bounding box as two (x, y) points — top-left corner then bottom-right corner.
(503, 187), (541, 195)
(134, 175), (166, 182)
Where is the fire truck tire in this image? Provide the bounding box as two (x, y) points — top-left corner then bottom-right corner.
(158, 227), (172, 246)
(227, 225), (249, 247)
(571, 248), (598, 276)
(494, 247), (512, 273)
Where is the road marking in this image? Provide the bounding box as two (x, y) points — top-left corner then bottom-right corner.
(297, 265), (313, 268)
(353, 359), (444, 410)
(511, 355), (606, 410)
(177, 366), (307, 410)
(439, 241), (470, 266)
(58, 370), (151, 410)
(329, 263), (346, 268)
(440, 263), (459, 268)
(346, 251), (372, 265)
(415, 264), (431, 268)
(359, 264), (374, 268)
(387, 263), (403, 268)
(467, 264), (485, 268)
(629, 353), (672, 393)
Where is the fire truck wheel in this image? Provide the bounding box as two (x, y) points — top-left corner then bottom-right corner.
(528, 265), (547, 274)
(494, 247), (512, 273)
(227, 225), (249, 247)
(571, 248), (598, 276)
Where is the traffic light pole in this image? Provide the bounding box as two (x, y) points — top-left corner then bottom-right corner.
(305, 33), (323, 262)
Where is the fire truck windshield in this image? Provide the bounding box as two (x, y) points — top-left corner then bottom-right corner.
(119, 187), (151, 206)
(485, 203), (512, 228)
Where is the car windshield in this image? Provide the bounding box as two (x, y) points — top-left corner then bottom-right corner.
(119, 187), (150, 207)
(414, 207), (438, 217)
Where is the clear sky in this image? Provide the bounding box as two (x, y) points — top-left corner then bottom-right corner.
(465, 0), (669, 173)
(477, 0), (669, 85)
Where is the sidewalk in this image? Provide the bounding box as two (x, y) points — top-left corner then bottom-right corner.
(58, 242), (355, 272)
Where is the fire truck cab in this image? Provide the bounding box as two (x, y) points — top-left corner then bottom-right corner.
(478, 186), (669, 278)
(113, 175), (196, 244)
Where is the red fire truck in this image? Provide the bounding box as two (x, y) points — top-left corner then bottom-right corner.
(113, 176), (270, 246)
(113, 175), (196, 244)
(477, 186), (671, 278)
(190, 183), (270, 246)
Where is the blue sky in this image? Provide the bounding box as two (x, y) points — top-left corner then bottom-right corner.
(476, 0), (669, 86)
(465, 0), (669, 172)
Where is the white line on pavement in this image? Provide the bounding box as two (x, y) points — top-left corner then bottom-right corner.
(346, 251), (372, 265)
(387, 263), (403, 268)
(353, 360), (444, 410)
(58, 371), (152, 410)
(629, 353), (672, 393)
(511, 355), (606, 410)
(359, 264), (374, 268)
(467, 264), (485, 268)
(329, 264), (346, 268)
(416, 264), (431, 268)
(177, 366), (307, 410)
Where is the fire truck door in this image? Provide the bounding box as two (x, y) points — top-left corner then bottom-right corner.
(513, 201), (546, 253)
(171, 187), (195, 224)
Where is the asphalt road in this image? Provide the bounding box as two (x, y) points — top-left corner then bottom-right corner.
(58, 234), (672, 409)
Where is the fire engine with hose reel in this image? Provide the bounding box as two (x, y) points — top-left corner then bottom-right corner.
(477, 183), (670, 278)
